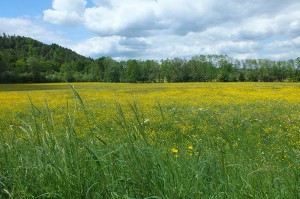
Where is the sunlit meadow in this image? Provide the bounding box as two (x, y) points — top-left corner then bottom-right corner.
(0, 82), (299, 198)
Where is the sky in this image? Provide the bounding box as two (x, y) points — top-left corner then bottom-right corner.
(0, 0), (299, 60)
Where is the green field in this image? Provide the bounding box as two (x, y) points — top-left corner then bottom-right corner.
(0, 82), (300, 198)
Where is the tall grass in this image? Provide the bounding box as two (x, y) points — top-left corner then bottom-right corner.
(0, 86), (299, 198)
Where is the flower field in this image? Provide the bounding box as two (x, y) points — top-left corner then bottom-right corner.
(0, 82), (300, 198)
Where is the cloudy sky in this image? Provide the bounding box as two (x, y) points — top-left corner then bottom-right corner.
(0, 0), (299, 60)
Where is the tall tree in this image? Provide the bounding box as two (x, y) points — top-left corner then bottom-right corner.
(0, 53), (8, 82)
(126, 59), (141, 83)
(27, 56), (41, 82)
(217, 56), (234, 82)
(61, 61), (76, 82)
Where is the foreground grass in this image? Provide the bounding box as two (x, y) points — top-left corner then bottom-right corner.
(0, 83), (300, 198)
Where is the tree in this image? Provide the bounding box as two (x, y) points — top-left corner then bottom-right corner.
(126, 60), (141, 83)
(1, 34), (300, 83)
(0, 53), (8, 73)
(169, 58), (185, 82)
(93, 57), (107, 81)
(295, 57), (300, 81)
(61, 61), (76, 82)
(188, 55), (210, 82)
(27, 56), (41, 82)
(144, 60), (160, 82)
(102, 57), (120, 82)
(105, 63), (120, 82)
(161, 59), (172, 82)
(217, 56), (234, 82)
(0, 53), (8, 82)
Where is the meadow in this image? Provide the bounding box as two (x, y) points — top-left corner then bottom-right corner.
(0, 82), (299, 198)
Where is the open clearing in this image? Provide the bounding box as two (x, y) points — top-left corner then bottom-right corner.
(0, 82), (299, 198)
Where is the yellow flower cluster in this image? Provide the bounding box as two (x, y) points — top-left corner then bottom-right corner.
(0, 82), (299, 157)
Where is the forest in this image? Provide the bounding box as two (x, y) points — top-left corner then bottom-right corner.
(1, 34), (300, 83)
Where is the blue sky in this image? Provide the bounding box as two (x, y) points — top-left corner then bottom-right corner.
(1, 0), (51, 17)
(0, 0), (299, 60)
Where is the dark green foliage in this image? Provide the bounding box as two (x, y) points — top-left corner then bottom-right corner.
(1, 34), (300, 83)
(0, 34), (92, 83)
(126, 59), (141, 83)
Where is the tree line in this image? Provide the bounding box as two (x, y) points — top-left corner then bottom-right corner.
(1, 34), (300, 83)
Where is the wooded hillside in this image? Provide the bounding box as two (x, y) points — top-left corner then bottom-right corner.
(1, 34), (299, 83)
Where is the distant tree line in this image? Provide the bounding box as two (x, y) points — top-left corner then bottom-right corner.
(1, 34), (300, 83)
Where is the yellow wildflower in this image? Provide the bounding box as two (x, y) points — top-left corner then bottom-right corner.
(171, 148), (179, 153)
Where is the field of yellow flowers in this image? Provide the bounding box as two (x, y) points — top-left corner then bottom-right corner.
(0, 82), (299, 198)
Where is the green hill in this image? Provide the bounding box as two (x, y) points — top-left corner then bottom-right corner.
(1, 34), (299, 83)
(0, 34), (92, 83)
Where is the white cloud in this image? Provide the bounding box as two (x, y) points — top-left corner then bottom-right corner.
(267, 37), (300, 50)
(0, 17), (64, 44)
(43, 0), (87, 26)
(265, 52), (300, 60)
(70, 36), (121, 57)
(91, 0), (112, 7)
(70, 31), (262, 60)
(78, 0), (300, 39)
(84, 0), (159, 36)
(39, 0), (300, 59)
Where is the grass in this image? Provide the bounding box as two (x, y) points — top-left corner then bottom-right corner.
(0, 82), (300, 198)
